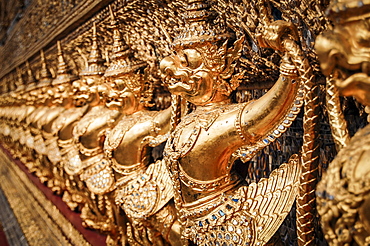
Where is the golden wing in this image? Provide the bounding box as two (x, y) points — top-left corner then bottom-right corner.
(243, 154), (300, 244)
(185, 155), (300, 246)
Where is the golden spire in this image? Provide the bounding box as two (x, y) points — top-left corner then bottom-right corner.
(104, 5), (145, 79)
(2, 78), (9, 95)
(26, 61), (37, 87)
(80, 22), (106, 77)
(8, 73), (16, 93)
(52, 41), (78, 85)
(109, 5), (130, 59)
(15, 67), (25, 91)
(57, 41), (68, 74)
(172, 0), (229, 49)
(37, 49), (53, 88)
(25, 61), (37, 92)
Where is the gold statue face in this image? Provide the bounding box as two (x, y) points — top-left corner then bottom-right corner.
(316, 18), (370, 106)
(161, 37), (243, 105)
(51, 83), (71, 105)
(35, 86), (51, 104)
(104, 75), (143, 113)
(104, 79), (125, 111)
(161, 48), (221, 105)
(72, 80), (90, 107)
(27, 88), (39, 104)
(118, 88), (137, 114)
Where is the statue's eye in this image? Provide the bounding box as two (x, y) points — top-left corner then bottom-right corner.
(355, 21), (370, 47)
(178, 53), (189, 67)
(364, 19), (370, 30)
(184, 49), (202, 69)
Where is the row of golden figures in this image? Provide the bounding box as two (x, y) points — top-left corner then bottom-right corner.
(0, 0), (370, 245)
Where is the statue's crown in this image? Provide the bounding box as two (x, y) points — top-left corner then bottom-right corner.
(36, 49), (53, 89)
(104, 6), (146, 79)
(80, 22), (106, 78)
(52, 41), (78, 86)
(15, 67), (25, 92)
(172, 0), (229, 49)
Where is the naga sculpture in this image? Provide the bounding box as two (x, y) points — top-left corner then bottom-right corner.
(160, 0), (312, 245)
(315, 0), (370, 244)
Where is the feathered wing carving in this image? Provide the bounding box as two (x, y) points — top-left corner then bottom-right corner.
(184, 155), (300, 246)
(245, 154), (300, 244)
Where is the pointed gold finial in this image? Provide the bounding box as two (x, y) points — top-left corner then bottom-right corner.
(80, 22), (106, 78)
(9, 73), (16, 92)
(15, 67), (25, 91)
(24, 61), (37, 92)
(2, 78), (9, 95)
(2, 77), (11, 97)
(26, 61), (36, 84)
(52, 41), (78, 85)
(93, 21), (97, 36)
(109, 5), (130, 63)
(37, 49), (53, 88)
(104, 6), (146, 79)
(109, 5), (117, 26)
(56, 40), (68, 76)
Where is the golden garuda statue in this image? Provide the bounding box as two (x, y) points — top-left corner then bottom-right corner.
(3, 0), (365, 245)
(102, 16), (179, 245)
(159, 0), (317, 245)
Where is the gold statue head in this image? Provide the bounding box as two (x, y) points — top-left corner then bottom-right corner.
(1, 80), (12, 106)
(103, 6), (147, 112)
(160, 0), (244, 105)
(51, 41), (77, 105)
(8, 73), (20, 104)
(74, 23), (106, 107)
(10, 67), (26, 103)
(16, 61), (37, 103)
(37, 49), (53, 89)
(25, 61), (37, 90)
(80, 22), (106, 90)
(316, 0), (370, 106)
(0, 80), (8, 106)
(32, 49), (53, 104)
(2, 76), (12, 105)
(326, 0), (370, 24)
(72, 79), (91, 107)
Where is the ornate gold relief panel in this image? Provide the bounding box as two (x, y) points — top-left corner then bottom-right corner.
(2, 0), (370, 246)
